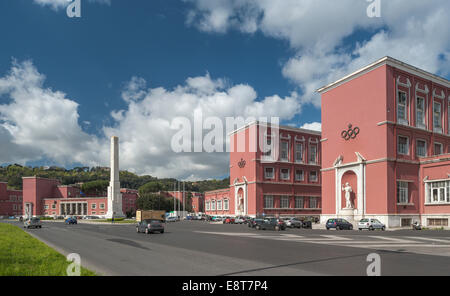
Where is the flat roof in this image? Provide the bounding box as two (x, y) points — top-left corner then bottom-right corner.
(228, 120), (321, 137)
(317, 56), (450, 94)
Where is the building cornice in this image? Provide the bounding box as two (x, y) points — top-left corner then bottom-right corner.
(228, 121), (321, 137)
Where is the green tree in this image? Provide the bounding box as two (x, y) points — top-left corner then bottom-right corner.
(136, 194), (173, 212)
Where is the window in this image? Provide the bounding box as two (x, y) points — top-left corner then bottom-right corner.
(224, 199), (229, 211)
(280, 141), (289, 161)
(51, 204), (56, 209)
(280, 168), (290, 180)
(309, 197), (318, 208)
(264, 195), (274, 208)
(295, 197), (304, 209)
(416, 97), (426, 128)
(217, 200), (222, 210)
(428, 181), (450, 204)
(44, 205), (49, 209)
(91, 203), (97, 209)
(262, 137), (273, 159)
(295, 169), (304, 181)
(309, 171), (318, 182)
(397, 91), (408, 124)
(397, 181), (409, 204)
(433, 101), (442, 132)
(13, 204), (17, 210)
(434, 142), (443, 155)
(205, 201), (210, 211)
(398, 136), (409, 155)
(416, 139), (427, 157)
(100, 203), (105, 209)
(280, 197), (289, 209)
(211, 200), (216, 211)
(295, 142), (304, 163)
(10, 195), (16, 202)
(308, 144), (318, 164)
(427, 218), (448, 227)
(265, 167), (274, 179)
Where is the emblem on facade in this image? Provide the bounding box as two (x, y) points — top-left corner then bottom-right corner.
(341, 124), (360, 141)
(238, 158), (246, 168)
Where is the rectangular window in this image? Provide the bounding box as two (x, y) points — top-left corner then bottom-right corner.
(308, 145), (317, 164)
(217, 200), (222, 211)
(51, 204), (56, 209)
(265, 167), (274, 179)
(433, 101), (442, 132)
(428, 181), (450, 204)
(309, 197), (318, 208)
(280, 141), (289, 161)
(427, 218), (449, 227)
(398, 136), (409, 155)
(295, 142), (304, 163)
(205, 201), (210, 211)
(280, 197), (289, 209)
(434, 142), (443, 155)
(280, 168), (290, 180)
(309, 171), (318, 182)
(397, 91), (408, 124)
(211, 200), (216, 211)
(44, 205), (49, 209)
(100, 203), (105, 209)
(91, 203), (97, 209)
(295, 169), (304, 181)
(264, 195), (273, 208)
(416, 139), (427, 157)
(224, 199), (229, 211)
(262, 137), (272, 159)
(397, 181), (409, 204)
(295, 197), (304, 209)
(416, 97), (426, 128)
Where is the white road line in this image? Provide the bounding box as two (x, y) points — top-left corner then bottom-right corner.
(405, 237), (450, 244)
(320, 235), (352, 240)
(368, 236), (415, 243)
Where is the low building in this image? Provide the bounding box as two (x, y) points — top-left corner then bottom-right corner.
(164, 191), (204, 213)
(0, 182), (23, 217)
(22, 176), (138, 218)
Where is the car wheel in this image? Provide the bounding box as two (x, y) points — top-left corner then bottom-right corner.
(255, 225), (260, 230)
(160, 230), (164, 234)
(349, 225), (353, 230)
(336, 226), (340, 231)
(326, 227), (329, 230)
(381, 226), (385, 231)
(358, 228), (362, 231)
(369, 226), (374, 231)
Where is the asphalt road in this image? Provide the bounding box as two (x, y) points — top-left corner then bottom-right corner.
(4, 220), (450, 276)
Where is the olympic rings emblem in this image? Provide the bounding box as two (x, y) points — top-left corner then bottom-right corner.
(341, 124), (360, 141)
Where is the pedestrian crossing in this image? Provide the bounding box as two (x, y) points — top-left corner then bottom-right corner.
(194, 231), (450, 253)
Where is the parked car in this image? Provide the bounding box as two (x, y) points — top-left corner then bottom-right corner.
(301, 220), (312, 229)
(212, 216), (223, 222)
(358, 218), (385, 231)
(234, 217), (245, 224)
(166, 216), (178, 222)
(326, 218), (353, 230)
(65, 217), (78, 225)
(254, 218), (286, 231)
(136, 219), (165, 234)
(248, 218), (262, 228)
(285, 217), (302, 228)
(223, 217), (235, 224)
(24, 217), (42, 229)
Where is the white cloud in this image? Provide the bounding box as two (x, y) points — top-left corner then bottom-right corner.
(0, 60), (299, 179)
(33, 0), (111, 10)
(300, 122), (321, 132)
(185, 0), (450, 107)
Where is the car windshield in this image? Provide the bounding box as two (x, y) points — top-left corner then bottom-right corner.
(31, 218), (40, 222)
(327, 219), (335, 223)
(360, 219), (369, 222)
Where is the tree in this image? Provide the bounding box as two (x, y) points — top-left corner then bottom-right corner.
(138, 181), (162, 195)
(81, 180), (109, 195)
(136, 194), (174, 212)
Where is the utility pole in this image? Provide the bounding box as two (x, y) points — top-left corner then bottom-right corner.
(183, 182), (186, 218)
(173, 181), (176, 217)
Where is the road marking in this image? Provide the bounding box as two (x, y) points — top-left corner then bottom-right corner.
(405, 237), (450, 243)
(368, 236), (415, 243)
(321, 235), (352, 241)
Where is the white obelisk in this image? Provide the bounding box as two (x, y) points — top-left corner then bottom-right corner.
(106, 136), (124, 218)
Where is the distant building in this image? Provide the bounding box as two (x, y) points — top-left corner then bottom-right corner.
(0, 182), (22, 217)
(22, 176), (138, 217)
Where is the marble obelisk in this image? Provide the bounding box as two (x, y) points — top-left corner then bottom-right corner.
(106, 136), (124, 218)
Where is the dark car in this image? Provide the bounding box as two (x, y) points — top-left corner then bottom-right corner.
(136, 219), (165, 234)
(326, 218), (353, 230)
(248, 218), (263, 228)
(65, 217), (77, 225)
(254, 218), (286, 231)
(300, 220), (312, 229)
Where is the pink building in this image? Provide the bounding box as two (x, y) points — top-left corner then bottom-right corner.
(319, 56), (450, 228)
(22, 176), (138, 217)
(205, 122), (322, 218)
(0, 182), (23, 217)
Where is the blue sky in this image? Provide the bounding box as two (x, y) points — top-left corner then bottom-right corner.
(0, 0), (449, 180)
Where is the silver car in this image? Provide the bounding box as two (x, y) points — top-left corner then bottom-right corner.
(24, 217), (42, 229)
(285, 218), (302, 228)
(358, 218), (385, 231)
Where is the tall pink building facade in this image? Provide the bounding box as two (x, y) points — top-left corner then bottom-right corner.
(0, 182), (23, 217)
(205, 122), (322, 218)
(319, 57), (450, 228)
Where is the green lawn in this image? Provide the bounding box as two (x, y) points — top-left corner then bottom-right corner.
(0, 223), (96, 276)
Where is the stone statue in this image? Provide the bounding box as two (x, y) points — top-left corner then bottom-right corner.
(238, 195), (244, 213)
(342, 182), (353, 209)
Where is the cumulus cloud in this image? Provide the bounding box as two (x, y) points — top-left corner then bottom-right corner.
(0, 61), (299, 180)
(185, 0), (450, 107)
(300, 122), (321, 132)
